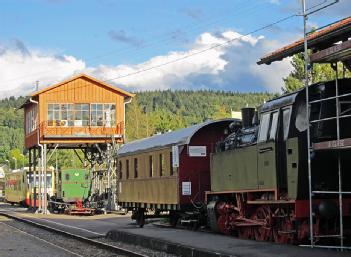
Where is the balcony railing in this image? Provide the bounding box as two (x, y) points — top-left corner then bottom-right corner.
(38, 120), (124, 139)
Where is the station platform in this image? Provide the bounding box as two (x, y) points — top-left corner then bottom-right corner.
(0, 203), (349, 257)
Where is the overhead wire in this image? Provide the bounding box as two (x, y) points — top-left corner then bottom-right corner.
(2, 0), (266, 85)
(100, 0), (336, 84)
(2, 0), (333, 88)
(101, 14), (298, 84)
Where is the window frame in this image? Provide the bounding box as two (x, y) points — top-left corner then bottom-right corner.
(118, 161), (123, 179)
(134, 158), (138, 178)
(282, 107), (292, 140)
(47, 103), (116, 127)
(169, 151), (173, 176)
(159, 153), (164, 177)
(149, 155), (153, 177)
(269, 111), (279, 140)
(258, 112), (271, 142)
(90, 103), (116, 127)
(126, 159), (130, 179)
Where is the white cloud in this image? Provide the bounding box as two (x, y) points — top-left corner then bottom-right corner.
(88, 31), (292, 92)
(0, 31), (292, 98)
(0, 40), (85, 97)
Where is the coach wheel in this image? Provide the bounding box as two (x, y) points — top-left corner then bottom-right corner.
(169, 211), (179, 227)
(136, 209), (145, 228)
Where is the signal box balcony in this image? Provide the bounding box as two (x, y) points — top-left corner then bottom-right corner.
(21, 74), (134, 149)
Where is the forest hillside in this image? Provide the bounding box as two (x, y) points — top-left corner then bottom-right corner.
(0, 90), (275, 168)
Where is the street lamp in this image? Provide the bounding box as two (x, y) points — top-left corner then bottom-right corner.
(12, 157), (17, 170)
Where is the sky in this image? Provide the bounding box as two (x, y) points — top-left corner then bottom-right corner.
(0, 0), (350, 98)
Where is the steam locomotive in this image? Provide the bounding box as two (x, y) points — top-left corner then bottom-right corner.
(117, 78), (351, 244)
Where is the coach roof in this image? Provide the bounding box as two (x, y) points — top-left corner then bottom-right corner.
(118, 119), (237, 156)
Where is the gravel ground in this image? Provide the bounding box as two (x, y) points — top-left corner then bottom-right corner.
(0, 217), (177, 257)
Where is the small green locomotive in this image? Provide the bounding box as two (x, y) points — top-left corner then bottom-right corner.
(50, 169), (91, 213)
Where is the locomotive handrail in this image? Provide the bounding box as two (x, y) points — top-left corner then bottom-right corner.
(312, 191), (351, 194)
(309, 92), (351, 104)
(310, 113), (351, 123)
(258, 147), (273, 153)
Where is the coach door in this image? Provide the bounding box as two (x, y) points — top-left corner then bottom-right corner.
(257, 111), (278, 189)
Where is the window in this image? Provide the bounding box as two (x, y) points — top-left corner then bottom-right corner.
(269, 112), (279, 140)
(118, 161), (122, 179)
(282, 108), (291, 140)
(258, 113), (270, 142)
(85, 174), (89, 180)
(74, 104), (89, 126)
(47, 103), (116, 127)
(65, 173), (70, 181)
(91, 103), (103, 126)
(48, 103), (88, 127)
(134, 158), (138, 178)
(169, 152), (173, 176)
(126, 159), (130, 179)
(67, 104), (74, 126)
(91, 104), (116, 127)
(26, 106), (38, 134)
(149, 156), (154, 177)
(159, 154), (164, 176)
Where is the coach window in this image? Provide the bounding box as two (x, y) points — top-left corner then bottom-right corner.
(134, 158), (138, 178)
(126, 159), (130, 179)
(159, 153), (164, 176)
(269, 111), (279, 140)
(118, 161), (122, 179)
(149, 155), (154, 177)
(65, 173), (70, 181)
(169, 152), (173, 176)
(258, 113), (270, 142)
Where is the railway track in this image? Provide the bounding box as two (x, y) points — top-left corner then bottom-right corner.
(0, 211), (149, 257)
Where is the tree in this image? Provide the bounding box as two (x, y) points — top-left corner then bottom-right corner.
(283, 52), (351, 94)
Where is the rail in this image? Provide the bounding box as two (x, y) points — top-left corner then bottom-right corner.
(0, 210), (147, 257)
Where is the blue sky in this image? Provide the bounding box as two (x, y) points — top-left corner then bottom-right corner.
(0, 0), (350, 97)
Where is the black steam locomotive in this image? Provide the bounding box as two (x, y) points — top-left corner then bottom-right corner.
(207, 78), (351, 243)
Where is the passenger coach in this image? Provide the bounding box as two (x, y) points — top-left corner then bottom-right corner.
(117, 119), (238, 226)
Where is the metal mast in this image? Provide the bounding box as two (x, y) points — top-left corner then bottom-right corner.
(301, 0), (314, 247)
(301, 0), (350, 250)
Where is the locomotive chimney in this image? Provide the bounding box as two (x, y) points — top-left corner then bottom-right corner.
(241, 107), (255, 128)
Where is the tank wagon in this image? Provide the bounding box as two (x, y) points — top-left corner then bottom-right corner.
(117, 119), (237, 226)
(207, 78), (351, 243)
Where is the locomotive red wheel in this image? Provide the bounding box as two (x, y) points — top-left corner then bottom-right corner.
(253, 206), (273, 241)
(217, 215), (231, 235)
(238, 227), (254, 240)
(273, 218), (294, 244)
(273, 209), (294, 244)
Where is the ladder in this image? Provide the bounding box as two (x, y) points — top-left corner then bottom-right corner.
(306, 63), (351, 250)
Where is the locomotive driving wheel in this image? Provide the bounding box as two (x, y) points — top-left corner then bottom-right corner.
(253, 206), (273, 241)
(273, 208), (295, 244)
(217, 215), (231, 235)
(238, 227), (255, 240)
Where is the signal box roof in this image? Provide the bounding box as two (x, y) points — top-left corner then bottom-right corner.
(30, 73), (135, 98)
(117, 119), (238, 156)
(258, 16), (351, 65)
